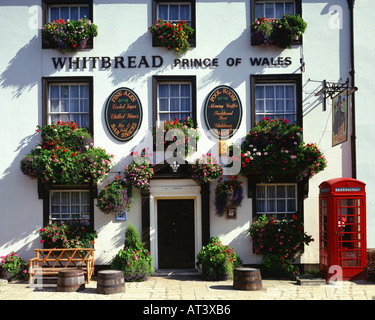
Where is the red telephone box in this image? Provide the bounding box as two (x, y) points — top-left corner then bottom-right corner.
(319, 178), (367, 281)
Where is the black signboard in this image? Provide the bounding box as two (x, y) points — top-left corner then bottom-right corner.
(204, 85), (242, 139)
(105, 88), (142, 141)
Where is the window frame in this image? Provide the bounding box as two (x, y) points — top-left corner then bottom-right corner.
(250, 74), (302, 128)
(250, 0), (302, 22)
(152, 0), (196, 47)
(42, 76), (94, 135)
(152, 75), (197, 128)
(42, 0), (94, 50)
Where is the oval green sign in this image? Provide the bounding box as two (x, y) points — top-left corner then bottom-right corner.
(105, 88), (143, 141)
(204, 85), (242, 139)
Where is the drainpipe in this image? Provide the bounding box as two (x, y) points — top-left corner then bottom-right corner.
(347, 0), (356, 179)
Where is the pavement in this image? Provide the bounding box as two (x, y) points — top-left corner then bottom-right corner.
(1, 272), (375, 302)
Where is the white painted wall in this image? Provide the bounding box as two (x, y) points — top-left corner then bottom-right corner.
(1, 0), (372, 268)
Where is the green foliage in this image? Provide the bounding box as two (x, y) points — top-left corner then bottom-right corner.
(190, 153), (222, 185)
(235, 118), (327, 182)
(196, 237), (242, 280)
(42, 18), (98, 53)
(111, 224), (154, 282)
(149, 19), (194, 55)
(38, 221), (97, 249)
(0, 252), (29, 281)
(249, 214), (313, 278)
(21, 122), (113, 185)
(97, 178), (134, 215)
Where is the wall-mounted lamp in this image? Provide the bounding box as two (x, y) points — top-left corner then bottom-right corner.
(170, 161), (180, 173)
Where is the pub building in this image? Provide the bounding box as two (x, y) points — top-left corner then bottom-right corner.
(1, 0), (374, 279)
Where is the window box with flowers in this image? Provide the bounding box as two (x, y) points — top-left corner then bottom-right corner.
(42, 17), (98, 53)
(234, 118), (327, 183)
(149, 19), (194, 55)
(251, 14), (307, 49)
(21, 122), (113, 185)
(154, 117), (200, 159)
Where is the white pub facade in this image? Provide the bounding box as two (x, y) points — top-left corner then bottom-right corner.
(1, 0), (374, 273)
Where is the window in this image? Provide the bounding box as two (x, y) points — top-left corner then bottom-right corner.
(42, 77), (93, 132)
(256, 184), (297, 219)
(153, 76), (196, 126)
(251, 0), (301, 21)
(158, 3), (191, 23)
(254, 1), (295, 19)
(48, 5), (89, 21)
(255, 84), (296, 123)
(157, 83), (192, 123)
(250, 74), (302, 127)
(152, 0), (196, 46)
(50, 190), (90, 223)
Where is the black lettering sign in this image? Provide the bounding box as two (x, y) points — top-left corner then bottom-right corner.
(105, 88), (143, 141)
(204, 85), (242, 139)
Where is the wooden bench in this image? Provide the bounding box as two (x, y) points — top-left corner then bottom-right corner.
(29, 248), (95, 284)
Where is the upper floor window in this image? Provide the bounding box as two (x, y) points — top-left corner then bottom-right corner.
(255, 1), (295, 19)
(48, 5), (89, 21)
(158, 3), (191, 23)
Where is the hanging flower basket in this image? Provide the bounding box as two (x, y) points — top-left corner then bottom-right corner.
(190, 153), (222, 185)
(233, 118), (327, 182)
(153, 117), (200, 159)
(215, 177), (244, 216)
(125, 151), (154, 191)
(251, 14), (307, 49)
(149, 19), (194, 55)
(42, 18), (98, 53)
(20, 122), (113, 185)
(97, 178), (134, 216)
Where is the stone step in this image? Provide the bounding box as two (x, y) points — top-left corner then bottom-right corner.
(296, 274), (326, 286)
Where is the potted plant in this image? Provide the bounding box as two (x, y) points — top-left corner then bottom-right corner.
(96, 178), (134, 216)
(190, 153), (222, 185)
(196, 237), (242, 280)
(149, 19), (194, 55)
(214, 177), (244, 216)
(234, 118), (327, 182)
(111, 224), (154, 282)
(251, 14), (307, 49)
(249, 214), (313, 278)
(20, 121), (113, 185)
(42, 17), (98, 53)
(154, 117), (200, 159)
(125, 151), (154, 191)
(38, 221), (97, 249)
(0, 252), (29, 281)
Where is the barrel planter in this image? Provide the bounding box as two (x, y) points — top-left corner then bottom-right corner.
(233, 267), (262, 291)
(57, 269), (85, 292)
(97, 270), (125, 295)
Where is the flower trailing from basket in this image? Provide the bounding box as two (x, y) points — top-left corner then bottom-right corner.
(38, 221), (97, 249)
(97, 178), (134, 216)
(249, 214), (313, 278)
(251, 14), (307, 49)
(111, 224), (154, 282)
(149, 19), (194, 55)
(232, 117), (327, 182)
(154, 117), (200, 159)
(190, 153), (222, 185)
(125, 151), (154, 191)
(214, 177), (244, 216)
(196, 237), (242, 280)
(0, 252), (29, 281)
(20, 122), (113, 185)
(42, 17), (98, 53)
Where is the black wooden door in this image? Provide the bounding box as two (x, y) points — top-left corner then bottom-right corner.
(157, 199), (195, 269)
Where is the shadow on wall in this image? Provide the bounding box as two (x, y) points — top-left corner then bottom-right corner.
(0, 35), (40, 99)
(0, 132), (42, 260)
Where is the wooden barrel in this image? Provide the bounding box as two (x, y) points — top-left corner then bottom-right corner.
(233, 267), (262, 291)
(97, 270), (125, 295)
(57, 269), (85, 292)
